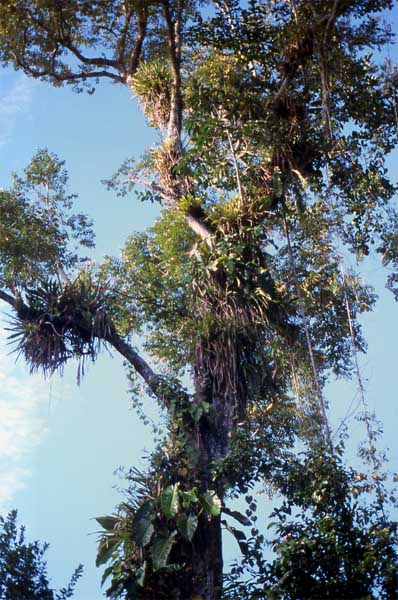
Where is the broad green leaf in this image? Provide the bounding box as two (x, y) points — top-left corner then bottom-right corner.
(151, 531), (177, 571)
(95, 515), (118, 532)
(201, 492), (222, 516)
(160, 484), (180, 519)
(181, 487), (199, 508)
(189, 401), (210, 423)
(96, 536), (121, 567)
(176, 513), (198, 542)
(101, 565), (114, 587)
(132, 500), (155, 547)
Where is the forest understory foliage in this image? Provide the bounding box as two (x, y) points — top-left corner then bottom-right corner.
(0, 0), (398, 598)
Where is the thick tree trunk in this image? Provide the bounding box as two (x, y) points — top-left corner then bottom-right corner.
(191, 512), (223, 600)
(168, 418), (223, 600)
(186, 360), (238, 600)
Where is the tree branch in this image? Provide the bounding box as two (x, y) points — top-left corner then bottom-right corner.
(0, 287), (175, 406)
(273, 0), (350, 104)
(11, 7), (126, 86)
(0, 289), (17, 310)
(14, 54), (124, 84)
(126, 12), (147, 81)
(104, 327), (168, 402)
(162, 0), (183, 144)
(117, 6), (133, 67)
(60, 37), (122, 72)
(184, 212), (213, 244)
(129, 175), (214, 244)
(26, 7), (123, 72)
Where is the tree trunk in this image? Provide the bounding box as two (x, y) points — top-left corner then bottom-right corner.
(191, 512), (223, 600)
(186, 359), (238, 599)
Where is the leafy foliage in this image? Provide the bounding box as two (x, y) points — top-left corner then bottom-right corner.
(224, 439), (398, 600)
(0, 149), (93, 290)
(0, 510), (82, 600)
(101, 207), (196, 373)
(0, 1), (148, 90)
(130, 61), (172, 128)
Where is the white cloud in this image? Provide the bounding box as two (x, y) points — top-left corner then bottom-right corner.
(0, 467), (29, 507)
(0, 323), (50, 512)
(0, 73), (35, 147)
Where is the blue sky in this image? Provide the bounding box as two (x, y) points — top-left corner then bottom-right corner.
(0, 22), (398, 598)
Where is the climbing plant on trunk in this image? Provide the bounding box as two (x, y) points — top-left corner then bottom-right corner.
(0, 1), (398, 598)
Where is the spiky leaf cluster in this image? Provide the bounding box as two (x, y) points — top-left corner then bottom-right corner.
(8, 274), (111, 379)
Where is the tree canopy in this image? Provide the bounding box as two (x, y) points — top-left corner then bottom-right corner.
(0, 511), (82, 600)
(0, 1), (397, 599)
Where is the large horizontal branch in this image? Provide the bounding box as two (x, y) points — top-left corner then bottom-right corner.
(26, 6), (122, 72)
(61, 38), (123, 72)
(12, 8), (128, 86)
(14, 54), (124, 84)
(0, 287), (179, 407)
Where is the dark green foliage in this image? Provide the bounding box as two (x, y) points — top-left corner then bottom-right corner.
(101, 208), (197, 373)
(0, 510), (82, 600)
(0, 149), (94, 290)
(266, 453), (397, 600)
(224, 440), (398, 600)
(0, 190), (61, 288)
(96, 441), (213, 597)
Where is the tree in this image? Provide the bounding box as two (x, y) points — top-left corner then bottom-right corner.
(0, 1), (397, 598)
(0, 510), (82, 600)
